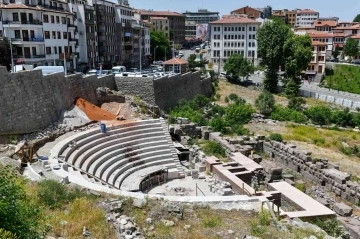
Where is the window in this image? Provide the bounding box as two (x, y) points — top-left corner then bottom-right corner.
(44, 31), (50, 39)
(224, 35), (227, 40)
(57, 31), (61, 39)
(54, 46), (57, 54)
(46, 47), (51, 55)
(63, 32), (67, 39)
(32, 47), (36, 56)
(56, 16), (59, 23)
(249, 27), (252, 31)
(224, 27), (227, 31)
(248, 42), (251, 47)
(231, 27), (234, 31)
(249, 35), (252, 39)
(62, 17), (66, 24)
(52, 31), (56, 39)
(14, 30), (21, 38)
(51, 15), (54, 23)
(43, 14), (49, 23)
(13, 13), (19, 21)
(253, 26), (256, 31)
(58, 46), (62, 54)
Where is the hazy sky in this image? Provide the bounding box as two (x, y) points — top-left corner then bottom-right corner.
(128, 0), (359, 22)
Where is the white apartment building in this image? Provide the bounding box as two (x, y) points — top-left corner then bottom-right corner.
(0, 0), (78, 70)
(210, 17), (261, 67)
(296, 9), (319, 26)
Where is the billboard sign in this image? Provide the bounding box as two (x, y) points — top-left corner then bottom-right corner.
(196, 24), (208, 40)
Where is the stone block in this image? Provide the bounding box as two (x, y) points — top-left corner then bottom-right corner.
(316, 198), (330, 207)
(333, 202), (353, 216)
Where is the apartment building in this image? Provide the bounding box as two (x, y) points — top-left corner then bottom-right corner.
(182, 9), (219, 24)
(307, 41), (326, 76)
(94, 0), (116, 68)
(272, 9), (296, 26)
(115, 1), (132, 67)
(0, 0), (78, 70)
(185, 20), (196, 39)
(209, 16), (261, 67)
(139, 10), (185, 49)
(150, 17), (169, 38)
(230, 6), (262, 19)
(296, 9), (319, 26)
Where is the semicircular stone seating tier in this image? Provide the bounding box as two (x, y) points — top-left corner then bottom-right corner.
(50, 119), (182, 191)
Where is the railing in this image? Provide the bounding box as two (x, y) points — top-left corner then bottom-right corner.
(33, 54), (45, 58)
(30, 37), (44, 42)
(11, 38), (22, 42)
(42, 4), (65, 11)
(67, 23), (76, 28)
(3, 20), (42, 25)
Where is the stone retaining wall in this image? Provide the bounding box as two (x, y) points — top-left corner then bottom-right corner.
(263, 140), (360, 204)
(114, 72), (213, 111)
(0, 67), (115, 134)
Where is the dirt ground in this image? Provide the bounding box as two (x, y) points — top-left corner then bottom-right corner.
(216, 80), (289, 107)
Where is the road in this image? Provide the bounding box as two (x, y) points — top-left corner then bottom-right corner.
(248, 72), (360, 105)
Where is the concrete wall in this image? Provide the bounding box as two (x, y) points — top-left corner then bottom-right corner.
(114, 72), (213, 110)
(0, 67), (115, 134)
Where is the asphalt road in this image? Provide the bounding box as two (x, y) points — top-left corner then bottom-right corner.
(248, 71), (360, 103)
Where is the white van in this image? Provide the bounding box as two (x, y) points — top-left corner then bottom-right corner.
(33, 66), (64, 75)
(111, 66), (126, 74)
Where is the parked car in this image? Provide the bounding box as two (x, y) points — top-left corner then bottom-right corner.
(111, 66), (126, 74)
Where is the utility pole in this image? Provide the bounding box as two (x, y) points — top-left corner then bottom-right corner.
(5, 21), (14, 72)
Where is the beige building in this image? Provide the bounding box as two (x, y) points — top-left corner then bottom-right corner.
(150, 17), (170, 38)
(307, 41), (326, 76)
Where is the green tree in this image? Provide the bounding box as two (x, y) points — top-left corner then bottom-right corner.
(306, 106), (332, 125)
(255, 91), (275, 116)
(0, 38), (11, 71)
(282, 34), (312, 97)
(150, 30), (170, 61)
(223, 54), (254, 83)
(0, 165), (44, 239)
(224, 103), (255, 125)
(332, 45), (340, 59)
(188, 54), (197, 71)
(257, 19), (292, 92)
(354, 14), (360, 22)
(343, 38), (359, 61)
(0, 228), (19, 239)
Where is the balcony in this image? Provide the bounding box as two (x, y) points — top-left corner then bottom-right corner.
(14, 54), (45, 59)
(33, 54), (46, 58)
(69, 38), (78, 44)
(11, 38), (23, 42)
(85, 19), (95, 25)
(67, 24), (76, 28)
(84, 5), (94, 10)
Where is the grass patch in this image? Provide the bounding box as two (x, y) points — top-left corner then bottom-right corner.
(322, 64), (360, 94)
(196, 208), (222, 228)
(283, 124), (360, 156)
(199, 140), (226, 159)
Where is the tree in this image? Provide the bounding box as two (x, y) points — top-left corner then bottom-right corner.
(188, 54), (208, 71)
(282, 34), (312, 97)
(150, 30), (170, 61)
(332, 45), (340, 59)
(288, 97), (306, 111)
(255, 91), (275, 116)
(257, 19), (292, 93)
(0, 38), (11, 71)
(306, 106), (332, 125)
(354, 14), (360, 22)
(223, 54), (254, 83)
(343, 38), (359, 61)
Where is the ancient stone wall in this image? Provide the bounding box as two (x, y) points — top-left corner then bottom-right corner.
(114, 72), (213, 111)
(0, 67), (115, 134)
(263, 140), (360, 204)
(153, 72), (213, 110)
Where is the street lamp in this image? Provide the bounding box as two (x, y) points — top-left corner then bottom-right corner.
(154, 45), (158, 62)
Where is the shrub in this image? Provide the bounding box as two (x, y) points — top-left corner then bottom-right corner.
(231, 124), (249, 136)
(270, 106), (292, 121)
(288, 97), (306, 111)
(0, 165), (44, 239)
(255, 91), (275, 116)
(201, 141), (226, 158)
(306, 106), (332, 125)
(224, 103), (255, 125)
(0, 228), (19, 239)
(269, 133), (283, 142)
(290, 110), (308, 123)
(209, 116), (228, 134)
(295, 182), (306, 192)
(331, 108), (354, 127)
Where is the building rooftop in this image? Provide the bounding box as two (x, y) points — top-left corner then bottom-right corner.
(314, 20), (337, 27)
(210, 17), (259, 24)
(334, 24), (360, 30)
(231, 6), (262, 14)
(297, 9), (319, 14)
(163, 58), (188, 65)
(139, 10), (184, 17)
(183, 9), (219, 15)
(307, 30), (333, 38)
